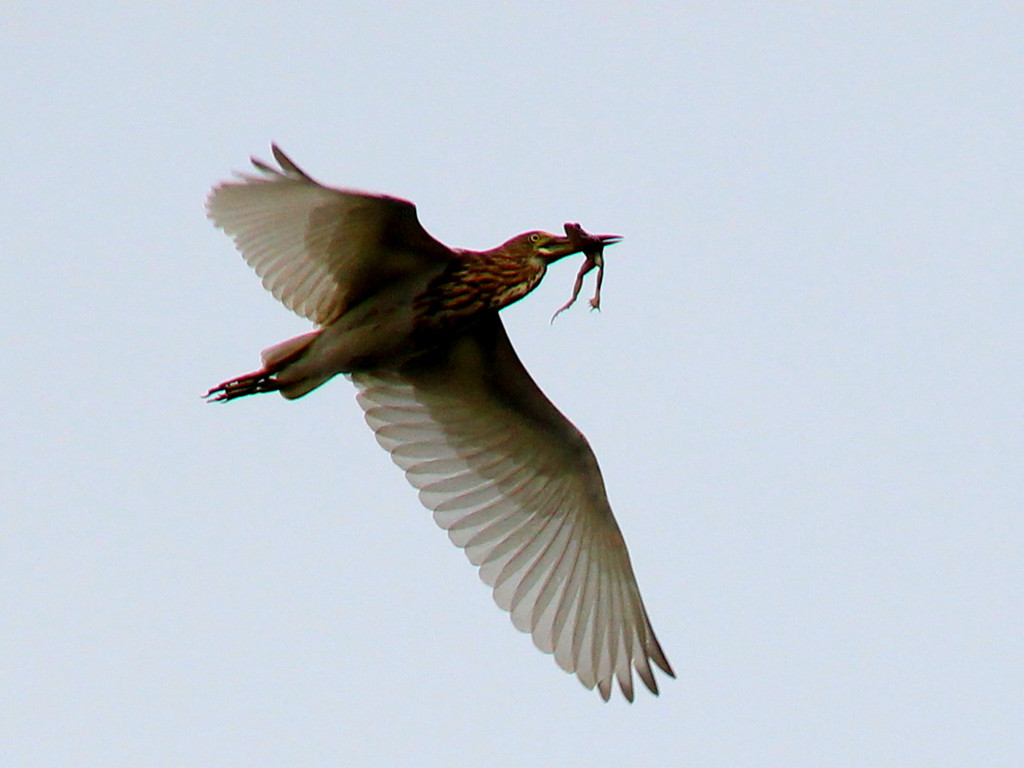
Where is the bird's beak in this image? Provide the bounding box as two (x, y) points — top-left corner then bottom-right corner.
(543, 236), (582, 263)
(543, 232), (623, 264)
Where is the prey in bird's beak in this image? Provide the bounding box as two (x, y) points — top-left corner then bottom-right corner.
(551, 222), (622, 322)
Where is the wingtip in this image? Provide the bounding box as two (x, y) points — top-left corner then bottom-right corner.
(245, 143), (303, 179)
(270, 143), (309, 178)
(249, 153), (274, 174)
(651, 643), (675, 679)
(617, 675), (636, 703)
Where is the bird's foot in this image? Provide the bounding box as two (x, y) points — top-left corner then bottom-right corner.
(205, 369), (281, 402)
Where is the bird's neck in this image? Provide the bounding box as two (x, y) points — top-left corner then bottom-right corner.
(413, 248), (547, 329)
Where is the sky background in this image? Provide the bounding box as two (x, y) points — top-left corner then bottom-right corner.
(3, 3), (1022, 766)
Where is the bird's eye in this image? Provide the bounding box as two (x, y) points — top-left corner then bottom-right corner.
(529, 233), (542, 244)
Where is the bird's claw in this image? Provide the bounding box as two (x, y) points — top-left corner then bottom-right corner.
(205, 370), (280, 402)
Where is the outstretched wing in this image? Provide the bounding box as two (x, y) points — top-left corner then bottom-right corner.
(207, 145), (452, 326)
(352, 314), (673, 701)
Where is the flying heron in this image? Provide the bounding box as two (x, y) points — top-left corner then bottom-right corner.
(206, 146), (673, 701)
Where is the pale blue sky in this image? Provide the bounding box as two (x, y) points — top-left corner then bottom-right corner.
(3, 3), (1022, 766)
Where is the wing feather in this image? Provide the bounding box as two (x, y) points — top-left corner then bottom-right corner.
(352, 314), (673, 699)
(207, 145), (451, 325)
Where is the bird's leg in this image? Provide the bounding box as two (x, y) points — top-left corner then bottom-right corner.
(205, 368), (282, 402)
(206, 331), (320, 402)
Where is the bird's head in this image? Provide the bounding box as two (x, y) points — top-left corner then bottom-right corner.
(505, 230), (622, 265)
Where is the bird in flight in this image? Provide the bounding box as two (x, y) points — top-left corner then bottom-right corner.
(206, 146), (673, 700)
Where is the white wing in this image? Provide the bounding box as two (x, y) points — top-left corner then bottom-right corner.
(207, 145), (451, 326)
(353, 314), (673, 701)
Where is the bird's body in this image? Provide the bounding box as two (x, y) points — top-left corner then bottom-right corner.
(207, 146), (673, 700)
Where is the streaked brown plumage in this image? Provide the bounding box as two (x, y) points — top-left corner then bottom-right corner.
(206, 145), (673, 700)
